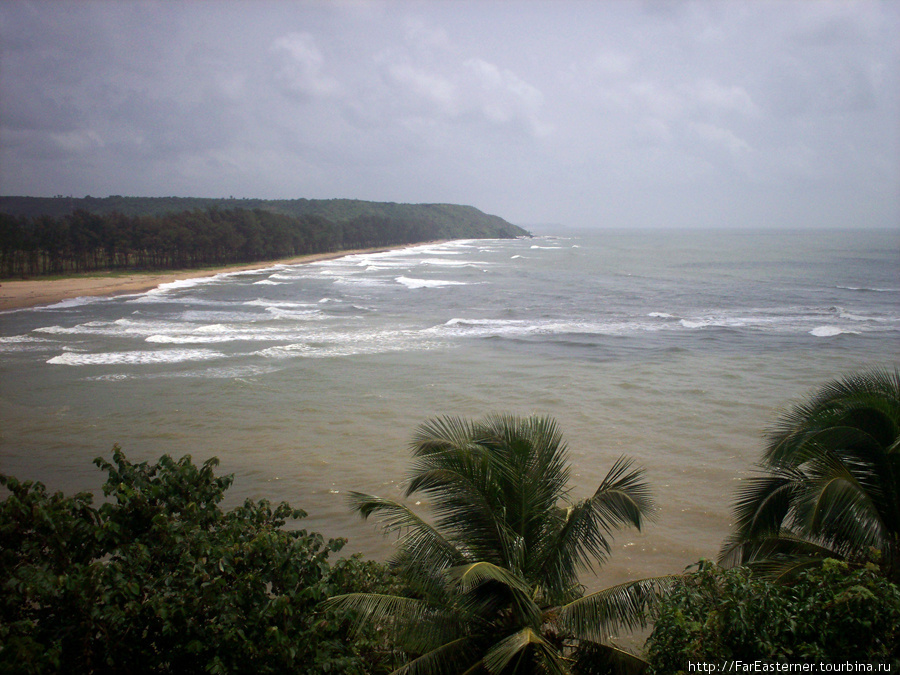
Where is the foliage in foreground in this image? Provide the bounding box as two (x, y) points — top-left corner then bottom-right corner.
(0, 448), (400, 675)
(329, 414), (676, 674)
(646, 558), (900, 672)
(720, 367), (900, 581)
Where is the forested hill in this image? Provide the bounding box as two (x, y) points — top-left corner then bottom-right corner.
(0, 196), (526, 237)
(0, 197), (529, 278)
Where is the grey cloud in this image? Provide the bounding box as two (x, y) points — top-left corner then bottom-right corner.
(272, 32), (342, 100)
(0, 0), (896, 229)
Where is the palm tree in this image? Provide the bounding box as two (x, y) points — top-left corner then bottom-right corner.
(326, 414), (675, 674)
(720, 368), (900, 581)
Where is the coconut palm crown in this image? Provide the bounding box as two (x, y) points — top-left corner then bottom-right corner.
(327, 414), (675, 674)
(720, 368), (900, 581)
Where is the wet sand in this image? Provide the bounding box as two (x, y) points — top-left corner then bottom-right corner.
(0, 245), (426, 312)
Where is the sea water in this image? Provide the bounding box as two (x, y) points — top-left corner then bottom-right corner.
(1, 228), (898, 588)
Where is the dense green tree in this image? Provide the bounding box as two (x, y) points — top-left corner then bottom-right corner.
(328, 414), (675, 674)
(0, 448), (397, 674)
(646, 559), (900, 672)
(0, 212), (28, 276)
(720, 368), (900, 580)
(0, 198), (528, 278)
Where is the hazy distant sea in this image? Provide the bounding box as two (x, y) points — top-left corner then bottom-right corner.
(2, 229), (898, 587)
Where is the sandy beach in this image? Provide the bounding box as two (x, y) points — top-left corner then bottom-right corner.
(0, 245), (423, 312)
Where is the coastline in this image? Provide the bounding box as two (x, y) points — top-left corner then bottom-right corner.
(0, 243), (440, 312)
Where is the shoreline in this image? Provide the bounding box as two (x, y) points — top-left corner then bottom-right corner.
(0, 242), (441, 312)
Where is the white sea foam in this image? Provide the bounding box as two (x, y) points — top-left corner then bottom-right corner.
(264, 307), (324, 320)
(430, 317), (670, 339)
(251, 326), (449, 359)
(439, 319), (528, 333)
(190, 364), (283, 379)
(268, 272), (307, 281)
(228, 267), (283, 277)
(145, 329), (299, 344)
(355, 261), (412, 271)
(333, 276), (392, 288)
(714, 317), (774, 329)
(180, 310), (261, 323)
(421, 258), (487, 267)
(190, 323), (229, 334)
(0, 334), (54, 344)
(48, 348), (227, 366)
(810, 326), (859, 337)
(837, 285), (898, 293)
(124, 275), (231, 304)
(35, 296), (116, 311)
(0, 334), (58, 353)
(253, 343), (316, 358)
(33, 324), (74, 335)
(146, 334), (232, 344)
(243, 299), (318, 309)
(395, 276), (466, 289)
(437, 311), (877, 340)
(34, 318), (192, 337)
(253, 280), (283, 285)
(155, 277), (219, 293)
(444, 318), (525, 327)
(836, 309), (883, 322)
(144, 319), (324, 343)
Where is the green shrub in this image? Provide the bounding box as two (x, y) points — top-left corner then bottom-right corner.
(646, 559), (900, 673)
(0, 447), (398, 674)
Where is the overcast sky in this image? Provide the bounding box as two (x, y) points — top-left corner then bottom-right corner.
(1, 0), (898, 229)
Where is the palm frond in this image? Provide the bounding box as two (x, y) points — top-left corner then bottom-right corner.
(347, 492), (463, 570)
(590, 456), (655, 533)
(446, 561), (543, 628)
(791, 450), (882, 552)
(483, 413), (572, 504)
(405, 414), (581, 572)
(571, 641), (650, 675)
(482, 626), (569, 675)
(534, 499), (613, 601)
(730, 468), (803, 540)
(323, 592), (459, 651)
(751, 554), (842, 583)
(446, 560), (531, 596)
(410, 415), (482, 458)
(765, 367), (900, 467)
(724, 368), (900, 578)
(392, 637), (481, 675)
(718, 529), (842, 578)
(556, 575), (680, 640)
(406, 463), (510, 564)
(406, 419), (516, 564)
(535, 457), (653, 592)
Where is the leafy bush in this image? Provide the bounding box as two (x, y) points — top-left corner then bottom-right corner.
(646, 559), (900, 673)
(0, 447), (398, 674)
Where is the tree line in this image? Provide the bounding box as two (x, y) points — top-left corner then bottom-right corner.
(0, 204), (526, 278)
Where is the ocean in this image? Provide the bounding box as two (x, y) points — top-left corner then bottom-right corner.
(1, 228), (898, 589)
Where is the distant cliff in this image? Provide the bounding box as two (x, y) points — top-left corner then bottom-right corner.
(0, 197), (529, 278)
